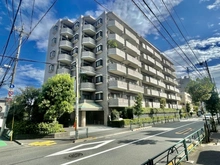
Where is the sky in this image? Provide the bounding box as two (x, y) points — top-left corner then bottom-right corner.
(0, 0), (220, 98)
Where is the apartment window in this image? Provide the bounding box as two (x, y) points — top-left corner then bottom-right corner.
(49, 64), (54, 72)
(74, 22), (80, 29)
(95, 92), (103, 100)
(96, 59), (103, 68)
(51, 38), (57, 46)
(96, 31), (103, 40)
(95, 18), (102, 27)
(52, 25), (58, 34)
(96, 45), (103, 54)
(50, 51), (56, 59)
(72, 47), (78, 54)
(96, 75), (103, 83)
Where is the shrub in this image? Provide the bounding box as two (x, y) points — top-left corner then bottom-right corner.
(108, 120), (125, 127)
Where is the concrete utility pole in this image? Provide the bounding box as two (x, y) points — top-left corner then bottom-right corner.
(0, 25), (27, 137)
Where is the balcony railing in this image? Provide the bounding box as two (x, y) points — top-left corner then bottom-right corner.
(109, 98), (129, 107)
(81, 51), (96, 62)
(108, 34), (124, 48)
(125, 53), (141, 67)
(108, 48), (125, 62)
(58, 54), (72, 64)
(107, 20), (124, 34)
(61, 27), (73, 38)
(80, 82), (96, 92)
(124, 41), (140, 56)
(59, 40), (73, 51)
(127, 68), (143, 80)
(128, 83), (144, 93)
(57, 67), (71, 74)
(108, 63), (126, 75)
(82, 37), (96, 48)
(108, 80), (127, 91)
(81, 66), (96, 76)
(124, 28), (138, 44)
(83, 24), (96, 36)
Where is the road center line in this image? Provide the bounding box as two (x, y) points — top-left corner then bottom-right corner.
(60, 121), (200, 165)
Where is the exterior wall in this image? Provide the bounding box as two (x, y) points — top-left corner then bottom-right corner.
(0, 99), (7, 127)
(44, 12), (181, 126)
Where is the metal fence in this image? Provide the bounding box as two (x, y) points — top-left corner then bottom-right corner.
(141, 127), (205, 165)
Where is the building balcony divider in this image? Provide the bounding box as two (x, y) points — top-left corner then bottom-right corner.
(81, 51), (96, 62)
(108, 63), (126, 75)
(107, 20), (124, 34)
(58, 53), (72, 64)
(80, 82), (96, 91)
(128, 83), (144, 93)
(109, 98), (129, 107)
(108, 80), (127, 91)
(108, 48), (125, 62)
(61, 27), (73, 38)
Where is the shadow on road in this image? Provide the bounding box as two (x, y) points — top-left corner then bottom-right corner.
(118, 139), (157, 145)
(196, 150), (220, 165)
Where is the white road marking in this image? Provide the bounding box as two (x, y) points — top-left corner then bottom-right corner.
(46, 140), (114, 157)
(59, 121), (199, 165)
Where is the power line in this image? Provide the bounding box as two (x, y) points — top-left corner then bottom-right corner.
(93, 0), (110, 11)
(142, 0), (204, 78)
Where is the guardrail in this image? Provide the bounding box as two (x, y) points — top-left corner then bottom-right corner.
(141, 127), (205, 165)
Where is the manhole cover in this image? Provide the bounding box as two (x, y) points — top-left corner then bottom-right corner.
(69, 153), (83, 158)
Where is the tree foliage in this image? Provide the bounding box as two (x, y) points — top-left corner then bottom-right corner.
(7, 86), (42, 124)
(186, 77), (214, 103)
(205, 90), (220, 116)
(107, 40), (117, 48)
(133, 93), (143, 120)
(160, 98), (166, 109)
(186, 102), (191, 113)
(39, 74), (75, 121)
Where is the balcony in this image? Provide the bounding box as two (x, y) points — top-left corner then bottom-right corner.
(107, 20), (123, 34)
(127, 68), (143, 80)
(109, 98), (129, 107)
(176, 96), (181, 101)
(144, 88), (151, 96)
(156, 71), (164, 79)
(158, 81), (166, 88)
(108, 48), (125, 62)
(123, 54), (141, 68)
(142, 65), (156, 75)
(83, 24), (96, 36)
(129, 100), (135, 107)
(128, 83), (144, 93)
(124, 28), (138, 44)
(159, 92), (167, 98)
(142, 76), (158, 87)
(152, 102), (160, 108)
(82, 37), (96, 48)
(154, 52), (162, 61)
(61, 27), (73, 38)
(150, 89), (160, 97)
(58, 54), (72, 64)
(146, 45), (154, 55)
(59, 40), (73, 51)
(155, 61), (163, 70)
(109, 80), (127, 91)
(108, 34), (124, 48)
(57, 67), (71, 74)
(81, 51), (96, 62)
(124, 41), (140, 56)
(141, 54), (155, 65)
(80, 66), (96, 76)
(80, 82), (96, 92)
(174, 88), (180, 93)
(108, 63), (126, 76)
(167, 94), (176, 100)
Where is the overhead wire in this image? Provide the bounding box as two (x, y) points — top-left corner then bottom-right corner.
(30, 0), (35, 30)
(142, 0), (204, 78)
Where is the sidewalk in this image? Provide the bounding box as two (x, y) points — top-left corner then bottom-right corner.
(182, 125), (220, 165)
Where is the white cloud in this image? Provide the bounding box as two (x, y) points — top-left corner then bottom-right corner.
(208, 23), (214, 28)
(207, 0), (220, 9)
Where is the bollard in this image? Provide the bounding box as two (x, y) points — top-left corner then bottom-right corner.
(86, 128), (88, 138)
(130, 120), (133, 131)
(75, 130), (79, 140)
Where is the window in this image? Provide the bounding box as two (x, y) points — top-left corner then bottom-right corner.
(96, 59), (103, 68)
(95, 18), (102, 27)
(50, 51), (56, 59)
(96, 45), (103, 54)
(72, 47), (78, 54)
(96, 31), (103, 40)
(73, 34), (79, 40)
(52, 25), (58, 34)
(96, 75), (103, 83)
(49, 64), (54, 72)
(51, 38), (57, 46)
(95, 92), (103, 100)
(74, 22), (80, 29)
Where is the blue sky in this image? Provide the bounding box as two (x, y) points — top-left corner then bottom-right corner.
(0, 0), (220, 98)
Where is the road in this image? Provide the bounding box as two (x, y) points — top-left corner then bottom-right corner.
(0, 119), (204, 165)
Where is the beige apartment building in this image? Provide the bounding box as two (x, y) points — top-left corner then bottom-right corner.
(44, 12), (181, 126)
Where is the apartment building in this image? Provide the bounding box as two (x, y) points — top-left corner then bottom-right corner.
(44, 12), (181, 126)
(0, 98), (7, 127)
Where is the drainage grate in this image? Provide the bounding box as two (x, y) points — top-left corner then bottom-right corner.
(68, 153), (83, 158)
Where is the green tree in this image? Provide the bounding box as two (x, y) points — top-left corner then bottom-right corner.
(39, 74), (75, 121)
(186, 77), (214, 103)
(186, 102), (191, 113)
(7, 87), (41, 123)
(205, 90), (220, 116)
(160, 98), (166, 120)
(107, 40), (117, 48)
(133, 93), (143, 121)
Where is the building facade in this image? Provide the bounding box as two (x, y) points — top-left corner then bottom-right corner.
(0, 98), (7, 128)
(44, 12), (181, 126)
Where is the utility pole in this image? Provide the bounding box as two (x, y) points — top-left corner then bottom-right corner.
(0, 25), (27, 138)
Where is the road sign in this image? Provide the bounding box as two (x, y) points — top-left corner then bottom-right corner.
(8, 91), (14, 97)
(9, 84), (15, 88)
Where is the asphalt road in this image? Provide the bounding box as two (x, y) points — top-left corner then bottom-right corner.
(0, 119), (204, 165)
